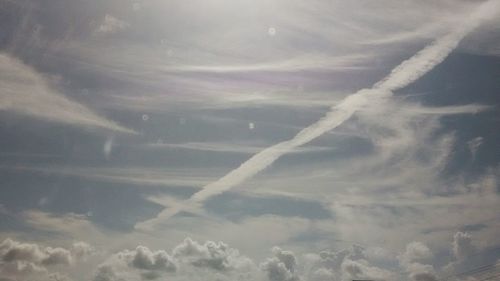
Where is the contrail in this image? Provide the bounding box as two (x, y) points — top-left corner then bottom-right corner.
(135, 0), (499, 230)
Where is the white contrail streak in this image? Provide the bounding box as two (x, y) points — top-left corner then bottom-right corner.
(135, 0), (499, 230)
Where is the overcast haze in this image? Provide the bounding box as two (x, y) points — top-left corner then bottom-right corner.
(0, 1), (500, 281)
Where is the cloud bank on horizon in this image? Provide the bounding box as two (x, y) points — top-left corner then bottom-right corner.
(2, 231), (499, 281)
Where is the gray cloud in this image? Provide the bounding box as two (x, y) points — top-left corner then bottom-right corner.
(0, 238), (72, 266)
(397, 241), (438, 281)
(341, 259), (395, 281)
(303, 245), (396, 281)
(127, 246), (176, 272)
(94, 238), (255, 281)
(71, 242), (95, 262)
(172, 237), (253, 271)
(260, 247), (299, 281)
(93, 265), (117, 281)
(0, 238), (90, 281)
(453, 232), (476, 261)
(399, 242), (434, 266)
(467, 137), (483, 161)
(0, 231), (491, 281)
(411, 272), (438, 281)
(96, 14), (129, 35)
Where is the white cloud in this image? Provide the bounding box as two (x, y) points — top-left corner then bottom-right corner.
(136, 0), (500, 231)
(397, 241), (441, 281)
(399, 242), (434, 266)
(0, 53), (135, 134)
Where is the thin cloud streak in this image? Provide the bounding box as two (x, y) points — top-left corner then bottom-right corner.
(145, 141), (335, 155)
(135, 0), (500, 231)
(160, 54), (371, 74)
(0, 53), (135, 134)
(0, 165), (219, 189)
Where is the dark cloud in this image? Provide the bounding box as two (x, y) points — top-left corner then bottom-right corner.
(411, 272), (439, 281)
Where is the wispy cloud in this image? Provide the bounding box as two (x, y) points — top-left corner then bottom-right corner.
(144, 141), (335, 154)
(135, 0), (500, 231)
(0, 53), (135, 134)
(0, 165), (219, 189)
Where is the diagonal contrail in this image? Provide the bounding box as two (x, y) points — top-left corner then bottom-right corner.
(135, 0), (499, 231)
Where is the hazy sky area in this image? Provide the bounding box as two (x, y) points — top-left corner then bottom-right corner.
(0, 1), (500, 281)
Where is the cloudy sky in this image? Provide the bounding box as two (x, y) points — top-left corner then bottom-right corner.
(1, 0), (500, 280)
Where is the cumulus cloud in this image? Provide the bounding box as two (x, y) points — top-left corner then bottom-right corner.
(341, 258), (395, 281)
(93, 238), (255, 281)
(303, 245), (397, 281)
(0, 231), (492, 281)
(127, 246), (177, 272)
(71, 241), (95, 262)
(93, 265), (118, 281)
(399, 242), (434, 266)
(0, 238), (72, 266)
(0, 238), (91, 281)
(453, 232), (476, 261)
(398, 241), (438, 281)
(261, 247), (299, 281)
(93, 246), (177, 281)
(172, 238), (253, 271)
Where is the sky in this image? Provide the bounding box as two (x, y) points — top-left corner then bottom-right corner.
(0, 0), (500, 281)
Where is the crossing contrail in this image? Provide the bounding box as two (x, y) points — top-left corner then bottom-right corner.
(135, 0), (500, 231)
